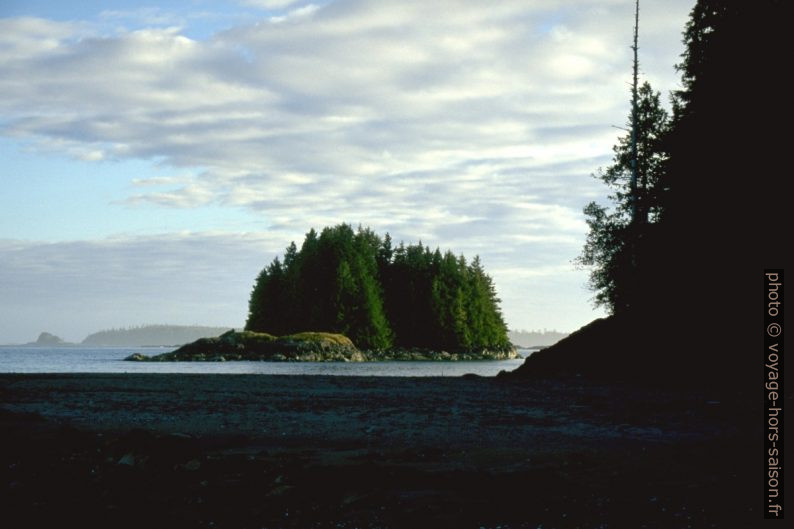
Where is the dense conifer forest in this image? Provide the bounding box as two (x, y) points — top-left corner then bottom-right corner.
(245, 224), (511, 352)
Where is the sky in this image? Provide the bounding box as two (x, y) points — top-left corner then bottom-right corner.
(0, 0), (694, 344)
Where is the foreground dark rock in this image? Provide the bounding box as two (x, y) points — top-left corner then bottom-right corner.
(125, 329), (518, 362)
(500, 314), (751, 388)
(501, 317), (627, 379)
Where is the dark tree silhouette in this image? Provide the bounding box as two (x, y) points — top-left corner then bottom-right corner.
(510, 0), (786, 384)
(577, 82), (670, 314)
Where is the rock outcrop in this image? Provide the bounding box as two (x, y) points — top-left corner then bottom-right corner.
(30, 332), (69, 346)
(126, 330), (364, 362)
(500, 317), (624, 379)
(125, 329), (518, 362)
(499, 313), (738, 386)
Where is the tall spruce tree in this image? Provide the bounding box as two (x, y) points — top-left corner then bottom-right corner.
(577, 82), (670, 314)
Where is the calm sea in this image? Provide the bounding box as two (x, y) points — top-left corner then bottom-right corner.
(0, 346), (528, 377)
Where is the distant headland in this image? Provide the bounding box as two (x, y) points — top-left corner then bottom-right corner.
(81, 325), (231, 347)
(14, 325), (232, 347)
(507, 329), (568, 348)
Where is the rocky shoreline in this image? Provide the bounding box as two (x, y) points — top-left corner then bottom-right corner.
(125, 330), (518, 362)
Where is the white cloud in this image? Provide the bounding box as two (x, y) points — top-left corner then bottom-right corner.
(0, 0), (693, 335)
(0, 233), (279, 343)
(0, 17), (88, 61)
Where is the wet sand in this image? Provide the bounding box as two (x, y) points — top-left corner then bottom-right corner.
(0, 374), (764, 528)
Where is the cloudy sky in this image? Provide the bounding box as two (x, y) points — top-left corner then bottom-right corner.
(0, 0), (694, 344)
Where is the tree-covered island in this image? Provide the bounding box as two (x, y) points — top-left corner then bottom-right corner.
(128, 224), (516, 362)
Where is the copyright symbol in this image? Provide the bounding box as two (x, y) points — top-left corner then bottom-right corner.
(767, 323), (782, 337)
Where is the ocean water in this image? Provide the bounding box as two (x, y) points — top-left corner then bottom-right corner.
(0, 346), (528, 377)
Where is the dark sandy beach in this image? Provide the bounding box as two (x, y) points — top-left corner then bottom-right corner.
(0, 373), (765, 528)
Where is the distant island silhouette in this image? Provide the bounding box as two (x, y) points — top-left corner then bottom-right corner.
(81, 325), (231, 347)
(13, 325), (232, 347)
(26, 332), (72, 346)
(507, 329), (568, 348)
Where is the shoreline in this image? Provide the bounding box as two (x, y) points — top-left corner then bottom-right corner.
(125, 330), (519, 363)
(0, 373), (763, 527)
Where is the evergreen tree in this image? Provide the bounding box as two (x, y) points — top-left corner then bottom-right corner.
(467, 256), (510, 349)
(431, 251), (470, 350)
(246, 258), (288, 335)
(577, 82), (670, 314)
(347, 226), (392, 349)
